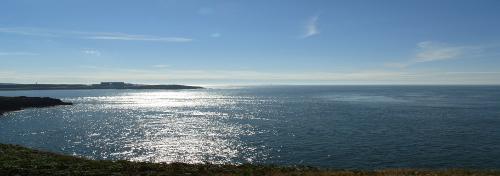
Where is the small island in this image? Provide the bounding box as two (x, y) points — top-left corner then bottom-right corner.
(0, 96), (72, 115)
(0, 82), (203, 91)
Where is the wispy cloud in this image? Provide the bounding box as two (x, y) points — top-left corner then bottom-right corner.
(0, 70), (16, 76)
(210, 33), (221, 38)
(414, 41), (469, 62)
(383, 62), (412, 68)
(3, 67), (500, 85)
(152, 64), (169, 68)
(0, 27), (59, 37)
(445, 71), (500, 75)
(82, 49), (101, 56)
(15, 65), (401, 82)
(85, 33), (193, 42)
(79, 65), (100, 69)
(0, 27), (194, 42)
(0, 52), (39, 56)
(301, 15), (320, 38)
(386, 41), (484, 68)
(3, 69), (406, 83)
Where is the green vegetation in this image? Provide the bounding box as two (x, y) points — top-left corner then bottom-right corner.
(1, 143), (499, 176)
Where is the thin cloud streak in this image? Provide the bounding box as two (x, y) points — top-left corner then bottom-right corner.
(152, 65), (170, 68)
(86, 35), (193, 42)
(26, 66), (410, 81)
(0, 27), (59, 37)
(445, 71), (500, 75)
(0, 52), (39, 56)
(210, 33), (221, 38)
(4, 68), (499, 85)
(415, 41), (467, 62)
(0, 27), (194, 42)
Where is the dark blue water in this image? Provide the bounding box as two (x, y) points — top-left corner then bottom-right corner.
(1, 86), (499, 169)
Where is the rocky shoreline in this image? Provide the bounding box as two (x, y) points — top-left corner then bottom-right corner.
(0, 96), (72, 115)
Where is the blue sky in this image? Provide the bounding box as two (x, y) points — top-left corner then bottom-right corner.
(1, 0), (500, 85)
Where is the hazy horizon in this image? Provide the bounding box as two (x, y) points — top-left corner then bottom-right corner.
(2, 82), (500, 87)
(2, 0), (500, 85)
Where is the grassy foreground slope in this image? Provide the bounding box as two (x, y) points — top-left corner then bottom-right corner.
(0, 144), (499, 176)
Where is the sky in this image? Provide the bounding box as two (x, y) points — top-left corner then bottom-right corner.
(1, 0), (500, 85)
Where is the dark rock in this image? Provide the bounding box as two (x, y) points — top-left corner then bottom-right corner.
(0, 96), (72, 115)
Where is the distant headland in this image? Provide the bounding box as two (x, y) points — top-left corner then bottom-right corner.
(0, 82), (203, 91)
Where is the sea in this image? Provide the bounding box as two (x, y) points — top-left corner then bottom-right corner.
(1, 85), (499, 169)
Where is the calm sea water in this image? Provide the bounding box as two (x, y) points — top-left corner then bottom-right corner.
(1, 86), (499, 169)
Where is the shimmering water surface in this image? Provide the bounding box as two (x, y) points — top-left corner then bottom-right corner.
(1, 86), (500, 169)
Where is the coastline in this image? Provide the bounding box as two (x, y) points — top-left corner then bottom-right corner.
(0, 83), (203, 91)
(0, 96), (72, 115)
(0, 143), (498, 175)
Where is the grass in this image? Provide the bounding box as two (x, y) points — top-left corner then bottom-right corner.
(0, 143), (499, 176)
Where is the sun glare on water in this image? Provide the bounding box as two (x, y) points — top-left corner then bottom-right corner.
(66, 90), (264, 164)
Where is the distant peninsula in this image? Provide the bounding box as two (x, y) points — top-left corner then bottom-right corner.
(0, 82), (203, 91)
(0, 96), (72, 115)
